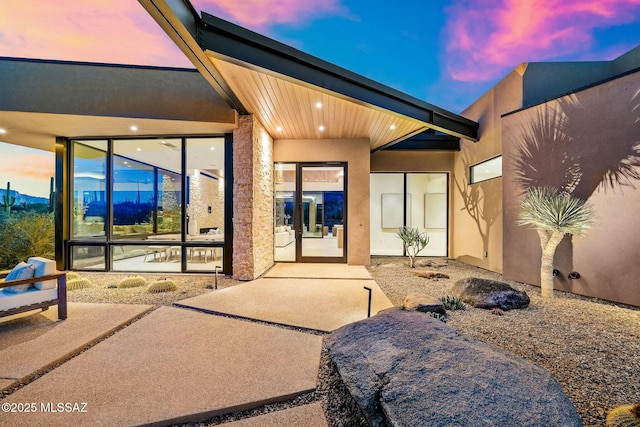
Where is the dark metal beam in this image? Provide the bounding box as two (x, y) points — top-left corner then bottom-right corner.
(376, 130), (461, 152)
(197, 12), (479, 141)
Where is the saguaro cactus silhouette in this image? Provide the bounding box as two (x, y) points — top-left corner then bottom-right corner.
(1, 182), (16, 216)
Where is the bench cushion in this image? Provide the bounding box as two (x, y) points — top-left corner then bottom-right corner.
(2, 262), (36, 294)
(0, 287), (58, 311)
(28, 257), (56, 290)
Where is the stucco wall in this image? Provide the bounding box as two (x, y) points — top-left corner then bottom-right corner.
(452, 68), (524, 272)
(502, 71), (640, 307)
(233, 115), (274, 280)
(274, 138), (370, 265)
(0, 58), (235, 123)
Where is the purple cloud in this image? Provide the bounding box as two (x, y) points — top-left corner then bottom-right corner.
(444, 0), (640, 82)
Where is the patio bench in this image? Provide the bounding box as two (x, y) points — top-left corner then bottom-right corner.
(0, 257), (67, 320)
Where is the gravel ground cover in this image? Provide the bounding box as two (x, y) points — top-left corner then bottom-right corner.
(63, 259), (640, 426)
(368, 256), (640, 427)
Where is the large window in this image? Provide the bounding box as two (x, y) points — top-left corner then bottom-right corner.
(470, 156), (502, 184)
(72, 141), (107, 239)
(67, 136), (227, 273)
(370, 173), (448, 257)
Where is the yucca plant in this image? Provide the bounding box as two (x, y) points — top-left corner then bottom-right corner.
(396, 226), (429, 268)
(518, 186), (595, 298)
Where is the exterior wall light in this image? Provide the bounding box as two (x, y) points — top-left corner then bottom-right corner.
(568, 272), (581, 280)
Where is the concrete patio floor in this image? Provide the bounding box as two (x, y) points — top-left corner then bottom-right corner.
(1, 306), (323, 426)
(177, 264), (394, 332)
(0, 263), (392, 426)
(0, 302), (153, 392)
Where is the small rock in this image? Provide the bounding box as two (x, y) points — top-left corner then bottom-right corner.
(402, 293), (446, 315)
(419, 260), (449, 268)
(414, 270), (450, 279)
(451, 277), (530, 310)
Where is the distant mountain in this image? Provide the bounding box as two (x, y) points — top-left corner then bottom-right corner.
(0, 189), (48, 206)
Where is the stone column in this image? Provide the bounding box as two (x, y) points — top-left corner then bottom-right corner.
(233, 115), (274, 280)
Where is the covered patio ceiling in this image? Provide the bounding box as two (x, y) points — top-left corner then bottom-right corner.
(140, 0), (479, 152)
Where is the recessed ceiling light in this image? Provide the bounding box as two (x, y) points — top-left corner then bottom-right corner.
(210, 147), (215, 151)
(389, 124), (396, 130)
(315, 102), (322, 109)
(160, 140), (166, 144)
(130, 125), (138, 131)
(276, 126), (283, 132)
(123, 161), (128, 165)
(319, 125), (325, 131)
(0, 128), (6, 134)
(136, 147), (141, 152)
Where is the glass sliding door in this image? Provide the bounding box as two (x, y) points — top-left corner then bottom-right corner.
(300, 164), (346, 262)
(370, 172), (448, 257)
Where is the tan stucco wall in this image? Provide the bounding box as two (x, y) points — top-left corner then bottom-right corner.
(453, 67), (525, 272)
(502, 71), (640, 307)
(370, 151), (454, 172)
(274, 138), (371, 265)
(233, 115), (274, 280)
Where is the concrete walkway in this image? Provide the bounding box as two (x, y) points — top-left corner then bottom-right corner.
(177, 264), (394, 332)
(0, 263), (393, 426)
(1, 306), (323, 426)
(0, 303), (153, 392)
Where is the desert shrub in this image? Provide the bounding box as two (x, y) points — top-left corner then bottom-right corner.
(428, 312), (447, 323)
(0, 212), (54, 269)
(440, 295), (466, 311)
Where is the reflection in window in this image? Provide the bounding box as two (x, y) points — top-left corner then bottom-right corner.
(186, 138), (225, 241)
(70, 245), (105, 270)
(470, 156), (502, 184)
(72, 141), (107, 239)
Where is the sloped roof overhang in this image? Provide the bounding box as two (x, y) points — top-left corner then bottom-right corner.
(140, 0), (479, 149)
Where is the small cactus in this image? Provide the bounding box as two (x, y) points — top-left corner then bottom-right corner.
(48, 177), (55, 214)
(440, 295), (466, 311)
(606, 403), (640, 427)
(67, 278), (91, 291)
(1, 182), (16, 216)
(147, 279), (177, 293)
(117, 275), (147, 289)
(66, 272), (82, 281)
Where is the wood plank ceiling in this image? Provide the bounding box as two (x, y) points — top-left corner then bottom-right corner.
(208, 56), (427, 151)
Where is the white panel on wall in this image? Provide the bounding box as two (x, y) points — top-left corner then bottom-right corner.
(424, 193), (447, 229)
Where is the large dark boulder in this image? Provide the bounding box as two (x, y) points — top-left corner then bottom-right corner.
(326, 309), (581, 427)
(451, 277), (530, 310)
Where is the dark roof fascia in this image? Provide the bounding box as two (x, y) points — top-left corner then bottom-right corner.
(140, 0), (248, 113)
(0, 56), (199, 73)
(502, 65), (640, 118)
(198, 12), (479, 142)
(377, 131), (460, 152)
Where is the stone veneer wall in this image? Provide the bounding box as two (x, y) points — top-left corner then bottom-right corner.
(233, 115), (274, 280)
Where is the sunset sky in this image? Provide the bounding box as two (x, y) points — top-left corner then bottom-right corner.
(1, 0), (640, 196)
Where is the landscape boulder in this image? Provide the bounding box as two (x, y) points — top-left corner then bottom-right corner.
(451, 277), (530, 310)
(402, 293), (446, 315)
(326, 309), (581, 427)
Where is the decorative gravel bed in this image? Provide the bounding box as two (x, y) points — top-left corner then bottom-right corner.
(67, 272), (236, 306)
(62, 259), (640, 426)
(368, 256), (640, 427)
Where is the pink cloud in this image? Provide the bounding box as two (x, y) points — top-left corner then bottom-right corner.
(0, 1), (191, 68)
(191, 0), (346, 30)
(444, 0), (640, 82)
